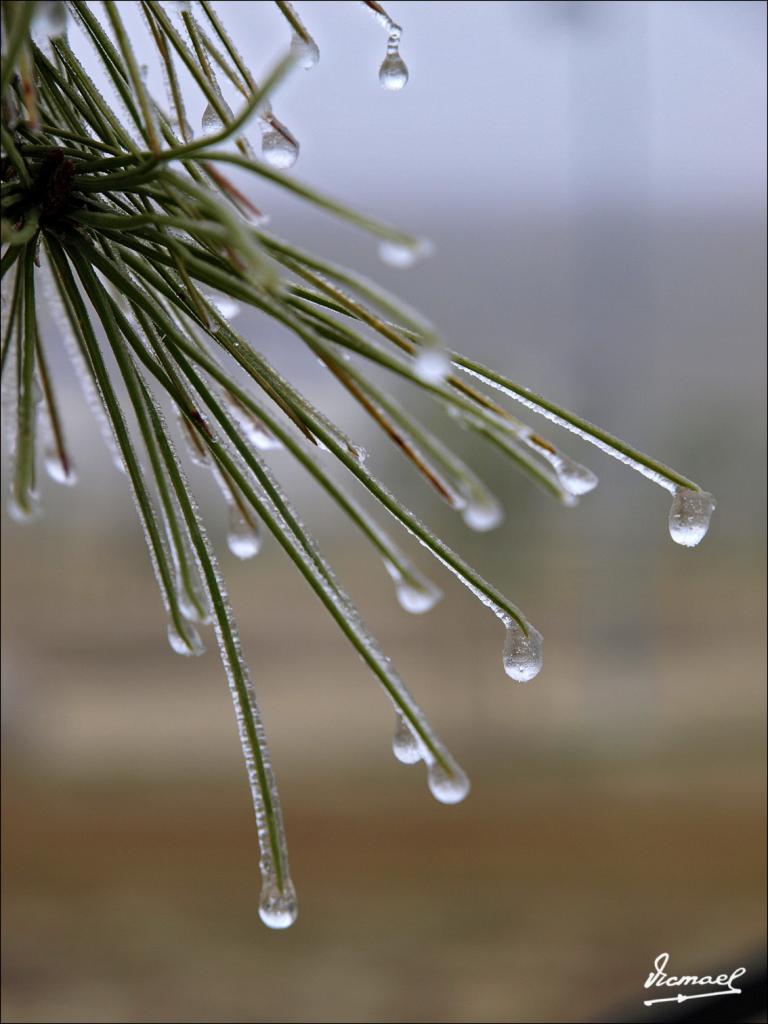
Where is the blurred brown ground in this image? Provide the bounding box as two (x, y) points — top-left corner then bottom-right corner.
(2, 526), (765, 1022)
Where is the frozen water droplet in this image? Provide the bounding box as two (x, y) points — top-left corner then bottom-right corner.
(167, 1), (191, 11)
(427, 762), (470, 804)
(668, 488), (715, 547)
(395, 580), (441, 615)
(261, 129), (299, 169)
(8, 493), (41, 523)
(384, 561), (442, 614)
(290, 33), (319, 69)
(378, 237), (432, 268)
(167, 620), (204, 656)
(503, 621), (543, 683)
(227, 511), (261, 559)
(207, 293), (241, 321)
(248, 424), (282, 451)
(392, 711), (421, 764)
(414, 347), (451, 384)
(44, 450), (77, 486)
(462, 491), (503, 532)
(379, 50), (409, 90)
(178, 588), (212, 625)
(201, 99), (232, 136)
(396, 576), (441, 615)
(553, 454), (598, 496)
(259, 879), (298, 929)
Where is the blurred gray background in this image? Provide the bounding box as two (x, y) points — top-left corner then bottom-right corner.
(2, 2), (766, 1022)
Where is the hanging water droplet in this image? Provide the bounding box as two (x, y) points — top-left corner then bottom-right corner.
(414, 347), (451, 384)
(379, 49), (409, 91)
(384, 562), (442, 615)
(552, 454), (598, 496)
(248, 423), (282, 451)
(290, 33), (319, 69)
(261, 129), (299, 170)
(392, 711), (421, 764)
(227, 510), (261, 559)
(668, 488), (716, 547)
(462, 490), (504, 532)
(259, 878), (298, 929)
(427, 762), (470, 804)
(378, 237), (432, 268)
(44, 449), (77, 486)
(201, 99), (232, 136)
(8, 493), (41, 524)
(178, 587), (212, 625)
(167, 620), (204, 656)
(503, 621), (543, 683)
(207, 293), (241, 321)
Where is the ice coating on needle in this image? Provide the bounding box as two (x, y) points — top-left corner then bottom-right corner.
(668, 488), (716, 547)
(502, 620), (543, 682)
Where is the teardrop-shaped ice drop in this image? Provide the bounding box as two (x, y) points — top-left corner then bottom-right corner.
(8, 493), (42, 524)
(395, 576), (442, 615)
(379, 50), (408, 91)
(427, 762), (470, 804)
(392, 712), (421, 764)
(261, 129), (299, 170)
(553, 454), (598, 496)
(290, 33), (319, 70)
(384, 561), (442, 615)
(44, 450), (77, 486)
(414, 347), (451, 384)
(178, 587), (212, 626)
(378, 237), (433, 268)
(668, 488), (716, 547)
(167, 620), (204, 656)
(462, 491), (504, 532)
(259, 878), (298, 929)
(208, 293), (241, 321)
(502, 621), (543, 682)
(248, 424), (282, 451)
(201, 99), (232, 136)
(227, 511), (261, 560)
